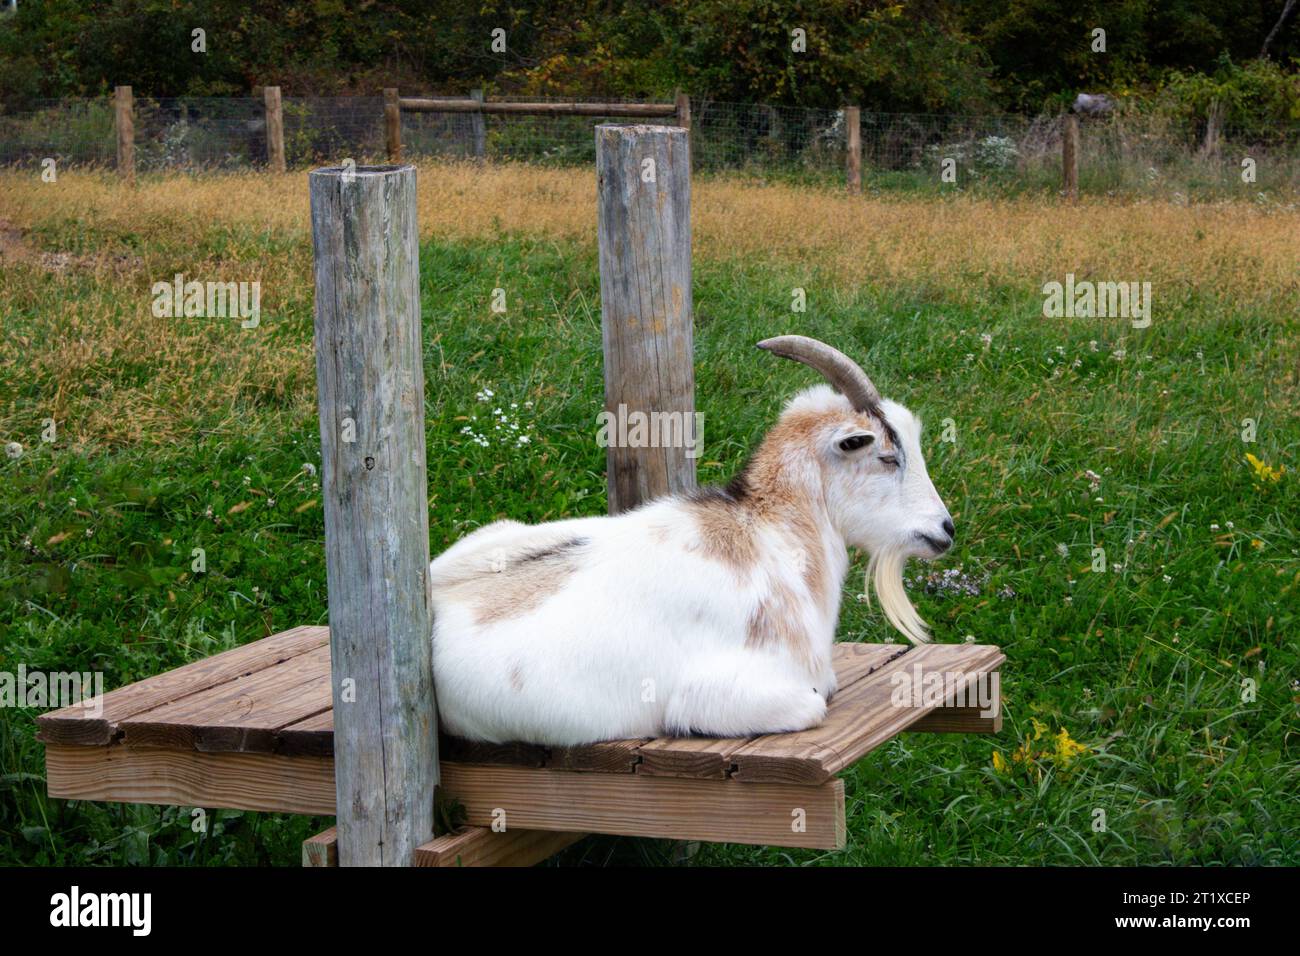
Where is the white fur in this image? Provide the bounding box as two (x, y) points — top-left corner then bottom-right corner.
(430, 385), (953, 745)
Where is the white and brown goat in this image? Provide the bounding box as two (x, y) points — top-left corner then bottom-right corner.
(429, 336), (954, 745)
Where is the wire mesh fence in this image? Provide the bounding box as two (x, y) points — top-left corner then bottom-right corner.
(2, 93), (1297, 195)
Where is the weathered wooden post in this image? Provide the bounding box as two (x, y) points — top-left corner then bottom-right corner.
(308, 164), (437, 866)
(264, 86), (286, 173)
(115, 85), (134, 185)
(1062, 114), (1079, 202)
(845, 106), (862, 193)
(674, 92), (691, 133)
(596, 125), (696, 513)
(384, 88), (402, 162)
(470, 89), (486, 163)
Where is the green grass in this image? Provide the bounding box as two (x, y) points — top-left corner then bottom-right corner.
(1, 225), (1297, 866)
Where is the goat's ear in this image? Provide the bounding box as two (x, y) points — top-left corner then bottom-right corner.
(836, 431), (876, 454)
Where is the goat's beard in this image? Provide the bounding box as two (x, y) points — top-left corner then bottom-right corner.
(865, 547), (931, 644)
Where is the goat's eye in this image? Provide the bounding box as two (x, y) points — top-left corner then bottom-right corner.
(838, 434), (874, 452)
(879, 455), (900, 467)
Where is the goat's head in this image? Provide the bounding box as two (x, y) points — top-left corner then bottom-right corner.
(757, 335), (954, 643)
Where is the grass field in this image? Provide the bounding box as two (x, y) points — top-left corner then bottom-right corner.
(1, 165), (1297, 866)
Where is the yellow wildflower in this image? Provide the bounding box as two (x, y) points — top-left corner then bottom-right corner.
(1245, 453), (1285, 484)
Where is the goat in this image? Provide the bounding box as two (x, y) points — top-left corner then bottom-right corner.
(429, 336), (955, 745)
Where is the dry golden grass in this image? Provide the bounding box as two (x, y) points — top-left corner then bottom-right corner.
(1, 162), (1296, 448)
(2, 163), (1298, 299)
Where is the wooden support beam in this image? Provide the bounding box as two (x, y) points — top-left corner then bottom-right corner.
(309, 163), (436, 866)
(1063, 114), (1079, 202)
(301, 823), (582, 867)
(596, 123), (696, 513)
(416, 827), (584, 867)
(45, 744), (844, 850)
(908, 705), (1002, 734)
(442, 764), (845, 849)
(383, 88), (402, 163)
(46, 743), (336, 816)
(400, 98), (676, 117)
(303, 826), (338, 867)
(114, 85), (134, 184)
(264, 86), (285, 172)
(845, 106), (861, 193)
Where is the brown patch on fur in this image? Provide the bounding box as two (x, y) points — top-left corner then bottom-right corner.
(745, 580), (817, 674)
(509, 664), (525, 692)
(787, 505), (829, 607)
(438, 537), (586, 626)
(689, 496), (758, 573)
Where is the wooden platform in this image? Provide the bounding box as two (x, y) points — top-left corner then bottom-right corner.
(38, 626), (1003, 857)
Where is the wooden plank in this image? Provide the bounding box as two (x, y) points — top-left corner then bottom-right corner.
(729, 644), (1005, 783)
(303, 826), (338, 867)
(115, 85), (134, 184)
(440, 737), (548, 768)
(597, 123), (696, 513)
(119, 645), (332, 752)
(399, 98), (675, 117)
(442, 763), (845, 850)
(45, 743), (335, 816)
(415, 827), (584, 867)
(264, 86), (285, 173)
(636, 642), (906, 778)
(275, 708), (334, 757)
(36, 625), (329, 746)
(550, 738), (647, 773)
(310, 162), (436, 866)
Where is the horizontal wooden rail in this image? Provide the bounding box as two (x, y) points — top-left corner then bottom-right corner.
(399, 98), (677, 117)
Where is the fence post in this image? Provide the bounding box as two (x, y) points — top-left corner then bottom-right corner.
(384, 89), (402, 162)
(845, 106), (862, 193)
(596, 125), (696, 513)
(308, 163), (436, 866)
(114, 86), (134, 185)
(1200, 98), (1223, 159)
(264, 86), (286, 173)
(470, 88), (486, 163)
(674, 91), (691, 131)
(1062, 114), (1079, 202)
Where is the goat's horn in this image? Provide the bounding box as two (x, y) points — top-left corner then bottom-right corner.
(756, 335), (882, 411)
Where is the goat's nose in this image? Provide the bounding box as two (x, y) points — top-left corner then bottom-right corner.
(942, 518), (955, 540)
